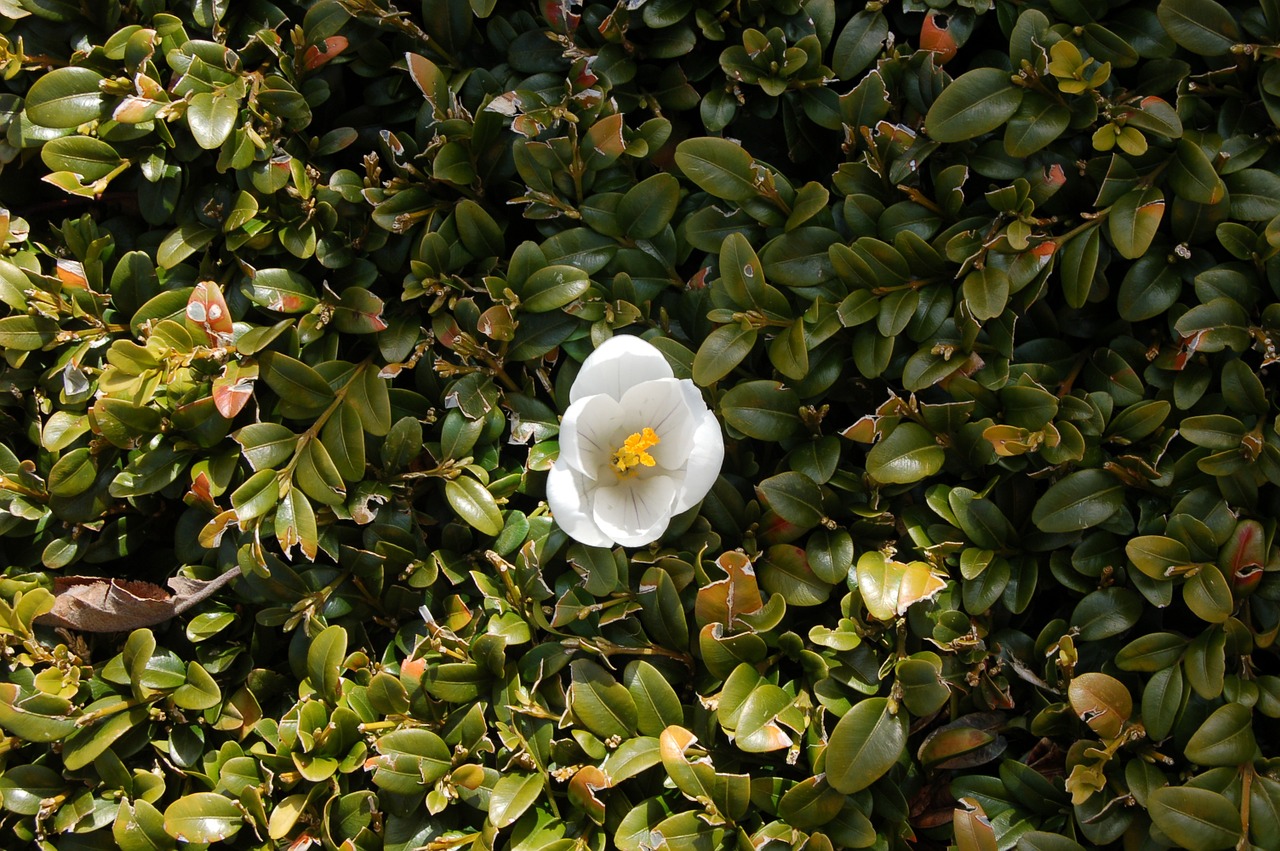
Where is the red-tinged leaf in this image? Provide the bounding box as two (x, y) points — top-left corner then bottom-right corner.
(696, 551), (765, 630)
(920, 11), (958, 63)
(213, 378), (254, 419)
(212, 362), (258, 419)
(56, 259), (87, 289)
(187, 281), (234, 344)
(581, 113), (625, 171)
(1041, 163), (1067, 189)
(543, 0), (579, 33)
(303, 36), (348, 71)
(275, 488), (318, 561)
(185, 471), (216, 512)
(406, 52), (445, 109)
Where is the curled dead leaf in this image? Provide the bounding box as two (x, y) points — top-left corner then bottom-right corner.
(34, 567), (241, 632)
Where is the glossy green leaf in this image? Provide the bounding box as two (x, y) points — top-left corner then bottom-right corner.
(867, 422), (944, 485)
(674, 137), (758, 202)
(1156, 0), (1239, 56)
(826, 697), (908, 793)
(1148, 786), (1241, 851)
(1185, 702), (1256, 766)
(187, 92), (238, 149)
(163, 793), (244, 844)
(1031, 469), (1124, 533)
(444, 476), (503, 535)
(926, 68), (1023, 142)
(25, 66), (109, 127)
(694, 324), (758, 385)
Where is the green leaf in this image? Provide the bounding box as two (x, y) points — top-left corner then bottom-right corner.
(618, 173), (680, 240)
(296, 439), (346, 506)
(1148, 786), (1241, 851)
(350, 366), (393, 437)
(767, 319), (808, 380)
(332, 287), (387, 334)
(455, 199), (505, 257)
(444, 476), (503, 535)
(759, 544), (831, 607)
(171, 662), (221, 711)
(1185, 625), (1226, 700)
(1183, 564), (1233, 623)
(1004, 92), (1070, 157)
(1157, 0), (1240, 56)
(1071, 587), (1142, 641)
(926, 67), (1023, 142)
(693, 324), (758, 385)
(570, 659), (637, 739)
(1109, 187), (1165, 259)
(230, 468), (280, 522)
(1116, 632), (1187, 671)
(1117, 254), (1182, 321)
(735, 684), (796, 752)
(62, 702), (151, 770)
(826, 697), (908, 793)
(40, 136), (122, 181)
(1143, 664), (1185, 741)
(720, 380), (799, 441)
(186, 92), (238, 149)
(778, 775), (844, 829)
(832, 10), (888, 80)
(757, 471), (824, 527)
(163, 793), (244, 844)
(258, 352), (334, 417)
(489, 773), (543, 829)
(24, 66), (109, 128)
(1060, 225), (1100, 308)
(0, 315), (59, 351)
(867, 422), (944, 485)
(157, 224), (215, 269)
(674, 137), (758, 202)
(521, 265), (590, 313)
(1225, 169), (1280, 220)
(234, 423), (298, 472)
(308, 624), (347, 703)
(1169, 138), (1227, 204)
(623, 661), (683, 737)
(321, 404), (366, 482)
(0, 765), (63, 817)
(1127, 535), (1190, 580)
(963, 266), (1010, 321)
(48, 447), (97, 497)
(1031, 469), (1124, 533)
(1185, 702), (1256, 766)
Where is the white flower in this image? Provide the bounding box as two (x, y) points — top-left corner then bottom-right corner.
(547, 335), (725, 548)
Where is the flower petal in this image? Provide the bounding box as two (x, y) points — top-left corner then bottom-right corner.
(617, 378), (696, 470)
(570, 335), (673, 404)
(672, 409), (724, 513)
(546, 461), (614, 547)
(593, 474), (678, 548)
(559, 392), (623, 478)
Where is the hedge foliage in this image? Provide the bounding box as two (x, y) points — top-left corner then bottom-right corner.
(1, 0), (1279, 849)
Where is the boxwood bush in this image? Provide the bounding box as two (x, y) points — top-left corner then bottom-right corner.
(1, 0), (1279, 849)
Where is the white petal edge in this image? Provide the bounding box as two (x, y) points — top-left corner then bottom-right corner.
(617, 378), (696, 470)
(592, 474), (678, 548)
(672, 409), (724, 513)
(569, 335), (673, 404)
(546, 461), (614, 547)
(558, 392), (623, 478)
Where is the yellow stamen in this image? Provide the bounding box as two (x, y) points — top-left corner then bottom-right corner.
(611, 428), (661, 476)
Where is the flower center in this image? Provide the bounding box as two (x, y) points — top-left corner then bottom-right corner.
(611, 428), (660, 476)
